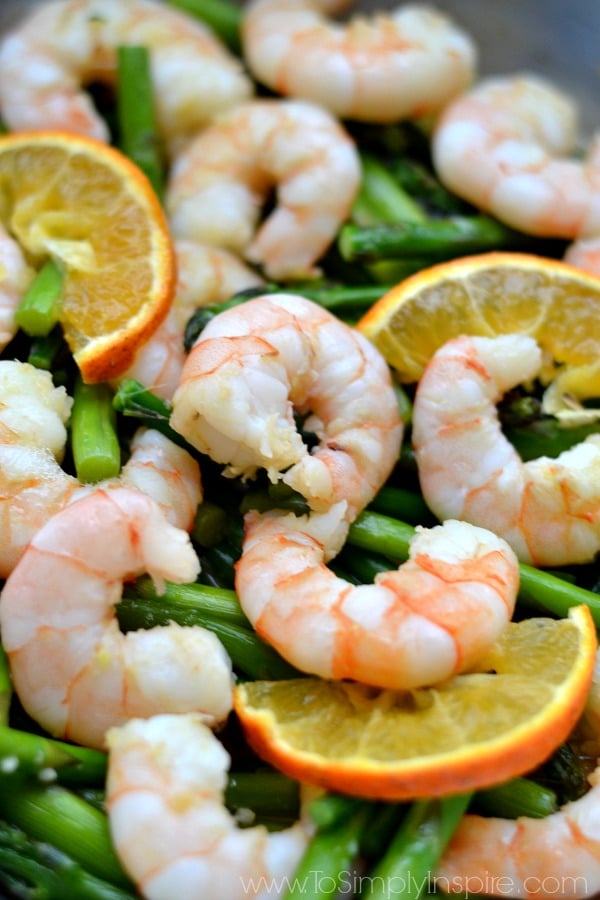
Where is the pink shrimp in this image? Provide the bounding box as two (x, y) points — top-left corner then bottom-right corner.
(412, 332), (600, 567)
(170, 292), (403, 525)
(432, 74), (600, 274)
(235, 506), (519, 689)
(165, 99), (361, 280)
(105, 713), (311, 900)
(0, 487), (233, 750)
(241, 0), (477, 123)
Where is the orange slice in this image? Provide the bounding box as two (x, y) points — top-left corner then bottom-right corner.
(0, 131), (175, 382)
(234, 606), (597, 801)
(357, 251), (600, 386)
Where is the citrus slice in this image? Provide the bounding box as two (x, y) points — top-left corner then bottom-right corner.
(234, 605), (597, 801)
(357, 251), (600, 384)
(0, 131), (175, 382)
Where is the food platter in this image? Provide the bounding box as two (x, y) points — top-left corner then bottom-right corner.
(1, 1), (600, 899)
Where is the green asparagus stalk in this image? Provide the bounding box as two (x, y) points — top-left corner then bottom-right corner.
(338, 216), (541, 264)
(166, 0), (242, 52)
(70, 376), (122, 483)
(353, 153), (427, 227)
(0, 820), (137, 900)
(0, 781), (133, 890)
(116, 45), (165, 198)
(112, 378), (192, 450)
(360, 793), (472, 900)
(0, 725), (106, 785)
(14, 259), (63, 337)
(473, 777), (558, 819)
(284, 801), (374, 900)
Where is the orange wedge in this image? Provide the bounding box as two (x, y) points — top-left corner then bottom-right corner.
(0, 131), (175, 382)
(357, 251), (600, 385)
(234, 606), (597, 801)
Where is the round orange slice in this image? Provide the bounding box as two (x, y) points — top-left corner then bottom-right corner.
(0, 131), (175, 382)
(234, 606), (597, 801)
(356, 251), (600, 385)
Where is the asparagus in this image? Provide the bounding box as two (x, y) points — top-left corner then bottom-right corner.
(0, 781), (132, 890)
(14, 259), (63, 337)
(0, 820), (137, 900)
(225, 771), (300, 822)
(338, 216), (539, 264)
(353, 153), (426, 227)
(27, 327), (68, 372)
(166, 0), (242, 52)
(284, 801), (374, 900)
(70, 376), (122, 483)
(473, 777), (558, 819)
(116, 45), (165, 199)
(112, 378), (192, 450)
(0, 725), (106, 785)
(359, 793), (472, 900)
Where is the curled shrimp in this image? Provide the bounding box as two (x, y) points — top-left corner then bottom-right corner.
(435, 653), (600, 898)
(0, 0), (253, 157)
(165, 99), (361, 280)
(105, 713), (311, 900)
(235, 505), (519, 689)
(432, 74), (600, 271)
(170, 292), (403, 524)
(241, 0), (477, 123)
(118, 242), (264, 401)
(411, 332), (600, 567)
(0, 224), (35, 351)
(0, 487), (233, 750)
(0, 358), (202, 576)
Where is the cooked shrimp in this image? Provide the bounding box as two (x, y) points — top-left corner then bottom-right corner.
(106, 713), (310, 900)
(0, 424), (201, 578)
(118, 242), (264, 401)
(432, 74), (600, 267)
(435, 653), (600, 898)
(241, 0), (477, 123)
(0, 487), (233, 750)
(235, 506), (519, 689)
(0, 0), (253, 156)
(170, 292), (403, 524)
(0, 224), (34, 351)
(165, 99), (361, 280)
(412, 332), (600, 567)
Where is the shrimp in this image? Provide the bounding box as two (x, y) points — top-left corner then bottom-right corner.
(118, 242), (264, 401)
(170, 292), (403, 524)
(165, 99), (362, 280)
(0, 487), (233, 750)
(105, 713), (310, 900)
(0, 0), (253, 157)
(235, 506), (519, 689)
(435, 653), (600, 898)
(411, 332), (600, 567)
(0, 425), (201, 577)
(241, 0), (477, 124)
(0, 358), (203, 575)
(431, 74), (600, 270)
(0, 224), (34, 351)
